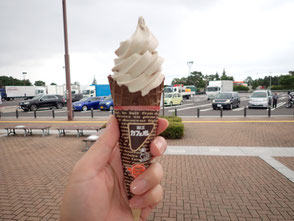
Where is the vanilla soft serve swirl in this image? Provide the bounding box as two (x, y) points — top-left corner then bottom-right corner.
(112, 17), (164, 96)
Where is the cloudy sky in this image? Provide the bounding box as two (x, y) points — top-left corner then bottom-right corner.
(0, 0), (293, 86)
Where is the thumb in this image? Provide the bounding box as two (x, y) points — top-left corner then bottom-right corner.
(83, 115), (120, 171)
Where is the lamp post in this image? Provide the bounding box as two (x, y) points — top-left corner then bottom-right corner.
(22, 72), (27, 80)
(269, 72), (272, 89)
(187, 61), (194, 75)
(62, 0), (73, 121)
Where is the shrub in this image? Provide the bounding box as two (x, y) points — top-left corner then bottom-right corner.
(159, 116), (184, 139)
(160, 116), (182, 122)
(233, 85), (249, 91)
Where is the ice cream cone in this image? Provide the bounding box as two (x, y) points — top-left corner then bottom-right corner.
(109, 16), (164, 220)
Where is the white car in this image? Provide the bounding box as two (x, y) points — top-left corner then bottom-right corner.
(248, 90), (272, 109)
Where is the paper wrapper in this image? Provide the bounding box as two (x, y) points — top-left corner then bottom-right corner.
(108, 75), (164, 199)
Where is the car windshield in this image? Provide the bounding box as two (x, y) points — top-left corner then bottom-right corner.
(165, 94), (173, 98)
(216, 93), (232, 99)
(79, 98), (89, 102)
(32, 95), (43, 100)
(207, 87), (219, 92)
(104, 96), (112, 101)
(82, 90), (90, 95)
(251, 92), (267, 98)
(164, 87), (173, 93)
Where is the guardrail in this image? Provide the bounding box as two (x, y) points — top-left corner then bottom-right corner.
(0, 106), (293, 119)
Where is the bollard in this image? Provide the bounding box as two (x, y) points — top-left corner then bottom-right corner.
(220, 106), (223, 117)
(111, 109), (114, 115)
(52, 109), (55, 118)
(0, 111), (1, 118)
(197, 108), (200, 118)
(244, 107), (247, 117)
(91, 108), (94, 118)
(175, 108), (177, 117)
(16, 109), (19, 118)
(72, 109), (74, 118)
(34, 110), (37, 118)
(268, 107), (271, 117)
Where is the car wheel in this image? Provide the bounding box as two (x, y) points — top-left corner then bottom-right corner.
(170, 102), (173, 106)
(237, 102), (240, 108)
(180, 100), (183, 105)
(229, 104), (233, 110)
(30, 104), (37, 111)
(56, 103), (63, 109)
(82, 105), (88, 111)
(109, 106), (114, 111)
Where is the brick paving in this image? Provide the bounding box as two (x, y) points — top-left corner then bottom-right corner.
(275, 157), (294, 171)
(0, 118), (294, 220)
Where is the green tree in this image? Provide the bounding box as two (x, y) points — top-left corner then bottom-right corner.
(0, 76), (32, 87)
(220, 69), (234, 80)
(244, 76), (253, 86)
(279, 75), (294, 89)
(34, 80), (46, 86)
(171, 77), (187, 85)
(50, 82), (57, 85)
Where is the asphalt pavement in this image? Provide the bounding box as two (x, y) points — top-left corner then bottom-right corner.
(1, 93), (293, 118)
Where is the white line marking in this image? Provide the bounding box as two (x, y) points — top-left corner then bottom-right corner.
(200, 108), (213, 112)
(233, 107), (244, 111)
(168, 103), (211, 112)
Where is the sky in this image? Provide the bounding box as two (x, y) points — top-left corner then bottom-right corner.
(0, 0), (293, 86)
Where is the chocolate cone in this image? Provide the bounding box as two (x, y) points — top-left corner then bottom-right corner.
(108, 75), (164, 106)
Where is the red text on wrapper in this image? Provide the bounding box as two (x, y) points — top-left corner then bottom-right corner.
(127, 164), (146, 178)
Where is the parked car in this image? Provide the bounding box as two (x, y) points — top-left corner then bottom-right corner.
(164, 93), (183, 106)
(19, 94), (65, 111)
(212, 92), (240, 110)
(99, 96), (113, 111)
(248, 90), (272, 109)
(73, 96), (104, 111)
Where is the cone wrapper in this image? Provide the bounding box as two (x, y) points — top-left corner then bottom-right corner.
(108, 75), (164, 199)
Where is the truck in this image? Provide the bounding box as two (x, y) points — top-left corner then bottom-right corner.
(164, 84), (195, 99)
(82, 84), (111, 98)
(206, 80), (233, 100)
(1, 86), (46, 101)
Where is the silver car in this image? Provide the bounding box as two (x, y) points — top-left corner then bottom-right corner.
(248, 90), (272, 109)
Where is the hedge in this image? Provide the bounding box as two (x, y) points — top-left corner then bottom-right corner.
(159, 116), (184, 139)
(160, 116), (182, 122)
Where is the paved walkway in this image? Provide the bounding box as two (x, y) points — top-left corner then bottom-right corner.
(0, 118), (294, 220)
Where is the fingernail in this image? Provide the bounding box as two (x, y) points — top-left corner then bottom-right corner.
(131, 179), (147, 195)
(129, 198), (143, 208)
(155, 139), (164, 154)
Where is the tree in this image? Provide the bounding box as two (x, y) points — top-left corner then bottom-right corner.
(171, 77), (187, 85)
(34, 80), (46, 86)
(220, 69), (234, 80)
(50, 82), (57, 85)
(0, 76), (32, 87)
(244, 76), (253, 86)
(279, 75), (294, 89)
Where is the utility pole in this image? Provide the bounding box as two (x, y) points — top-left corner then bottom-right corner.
(62, 0), (73, 120)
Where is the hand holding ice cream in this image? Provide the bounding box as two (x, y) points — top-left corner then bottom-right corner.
(59, 116), (168, 221)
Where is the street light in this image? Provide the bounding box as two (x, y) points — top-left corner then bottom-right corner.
(187, 61), (194, 75)
(22, 72), (27, 80)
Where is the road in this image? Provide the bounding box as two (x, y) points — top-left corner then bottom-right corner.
(0, 93), (293, 118)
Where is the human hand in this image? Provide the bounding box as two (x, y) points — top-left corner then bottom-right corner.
(59, 115), (168, 221)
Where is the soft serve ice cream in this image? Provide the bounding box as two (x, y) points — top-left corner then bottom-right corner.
(111, 17), (164, 96)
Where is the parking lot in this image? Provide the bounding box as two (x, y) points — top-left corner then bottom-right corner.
(0, 92), (293, 118)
